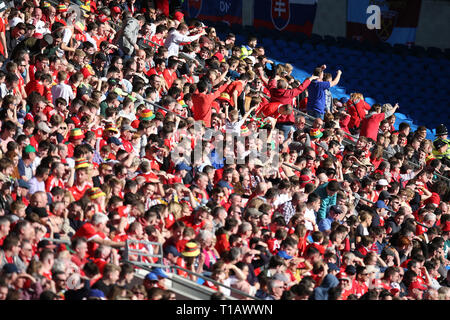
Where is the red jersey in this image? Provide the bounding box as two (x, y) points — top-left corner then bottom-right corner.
(352, 279), (368, 298)
(223, 80), (244, 107)
(163, 69), (178, 89)
(177, 215), (205, 234)
(73, 222), (106, 257)
(69, 182), (93, 201)
(45, 175), (65, 192)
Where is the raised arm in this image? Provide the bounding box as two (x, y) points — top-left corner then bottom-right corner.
(330, 70), (342, 87)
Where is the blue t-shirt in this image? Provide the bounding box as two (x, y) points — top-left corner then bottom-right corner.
(318, 217), (333, 232)
(306, 80), (331, 114)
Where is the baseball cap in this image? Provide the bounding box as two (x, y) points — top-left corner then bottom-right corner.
(174, 11), (184, 22)
(17, 179), (30, 189)
(378, 190), (391, 201)
(246, 208), (263, 218)
(377, 179), (390, 187)
(327, 263), (340, 272)
(345, 265), (357, 275)
(88, 289), (106, 299)
(108, 78), (118, 86)
(43, 34), (53, 45)
(163, 245), (181, 257)
(337, 271), (350, 281)
(98, 14), (109, 23)
(299, 175), (312, 188)
(217, 180), (233, 190)
(151, 267), (168, 279)
(121, 124), (137, 133)
(107, 137), (123, 145)
(37, 122), (51, 133)
(329, 205), (343, 215)
(376, 200), (389, 210)
(317, 141), (329, 152)
(253, 159), (264, 167)
(0, 1), (7, 13)
(277, 250), (293, 260)
(2, 263), (19, 274)
(24, 145), (36, 153)
(145, 273), (158, 281)
(175, 162), (192, 172)
(390, 282), (401, 295)
(37, 239), (57, 250)
(409, 281), (427, 291)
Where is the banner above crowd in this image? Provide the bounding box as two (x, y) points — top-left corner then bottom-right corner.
(182, 0), (318, 35)
(182, 0), (243, 25)
(253, 0), (318, 35)
(347, 0), (423, 46)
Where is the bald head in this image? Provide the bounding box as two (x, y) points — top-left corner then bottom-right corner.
(30, 191), (48, 208)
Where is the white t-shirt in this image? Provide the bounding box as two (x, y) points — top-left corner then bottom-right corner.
(31, 19), (50, 35)
(225, 118), (245, 135)
(304, 207), (317, 231)
(273, 193), (291, 207)
(9, 17), (23, 28)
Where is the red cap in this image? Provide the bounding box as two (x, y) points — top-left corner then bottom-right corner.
(389, 284), (400, 295)
(131, 119), (140, 129)
(174, 11), (184, 22)
(112, 6), (121, 13)
(98, 14), (109, 22)
(337, 272), (350, 281)
(409, 281), (427, 291)
(214, 52), (224, 62)
(299, 175), (312, 188)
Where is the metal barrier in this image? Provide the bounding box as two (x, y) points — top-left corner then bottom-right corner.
(123, 239), (258, 300)
(123, 239), (164, 263)
(42, 237), (71, 245)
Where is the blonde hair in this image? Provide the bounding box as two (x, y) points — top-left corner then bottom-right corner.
(284, 63), (293, 74)
(358, 211), (372, 223)
(10, 200), (26, 213)
(168, 201), (183, 220)
(229, 109), (239, 121)
(350, 93), (364, 101)
(247, 197), (265, 209)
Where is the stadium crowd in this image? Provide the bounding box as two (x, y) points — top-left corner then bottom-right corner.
(0, 0), (449, 301)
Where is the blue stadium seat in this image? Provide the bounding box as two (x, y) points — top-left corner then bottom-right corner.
(395, 113), (408, 121)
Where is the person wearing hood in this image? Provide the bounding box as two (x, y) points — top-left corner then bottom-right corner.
(360, 103), (399, 142)
(312, 273), (340, 300)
